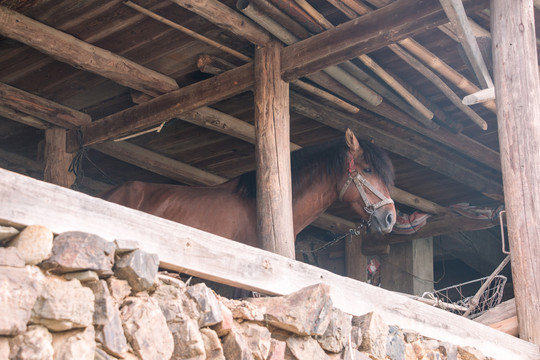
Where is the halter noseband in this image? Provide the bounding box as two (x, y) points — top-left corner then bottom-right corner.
(338, 153), (394, 223)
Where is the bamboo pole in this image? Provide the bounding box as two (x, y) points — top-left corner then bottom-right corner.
(389, 44), (488, 130)
(294, 0), (437, 128)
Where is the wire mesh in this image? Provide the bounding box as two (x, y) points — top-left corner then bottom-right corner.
(422, 275), (507, 319)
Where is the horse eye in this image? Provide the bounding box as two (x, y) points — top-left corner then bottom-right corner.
(363, 168), (372, 174)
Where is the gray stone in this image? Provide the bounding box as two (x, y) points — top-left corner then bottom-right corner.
(64, 270), (99, 283)
(0, 267), (42, 336)
(107, 277), (131, 303)
(86, 280), (128, 357)
(236, 322), (271, 360)
(120, 296), (174, 360)
(31, 277), (95, 332)
(114, 250), (159, 292)
(0, 247), (24, 267)
(250, 283), (333, 336)
(458, 346), (485, 360)
(52, 326), (96, 360)
(0, 226), (19, 244)
(152, 283), (200, 323)
(286, 336), (330, 360)
(41, 232), (115, 276)
(222, 330), (253, 360)
(315, 307), (352, 353)
(94, 348), (114, 360)
(9, 325), (54, 360)
(213, 302), (234, 337)
(354, 312), (389, 359)
(8, 225), (53, 266)
(386, 326), (406, 360)
(187, 283), (223, 327)
(200, 328), (225, 360)
(168, 318), (206, 360)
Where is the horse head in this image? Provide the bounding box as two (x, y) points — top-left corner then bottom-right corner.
(338, 129), (396, 234)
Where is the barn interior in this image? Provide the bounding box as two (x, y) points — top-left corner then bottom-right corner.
(0, 0), (529, 312)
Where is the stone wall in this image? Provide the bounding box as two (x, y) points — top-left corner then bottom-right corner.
(0, 224), (491, 360)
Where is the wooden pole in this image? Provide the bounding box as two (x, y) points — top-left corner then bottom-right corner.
(491, 0), (540, 344)
(254, 40), (295, 258)
(43, 127), (75, 188)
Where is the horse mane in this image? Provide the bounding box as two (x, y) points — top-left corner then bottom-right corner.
(234, 136), (394, 198)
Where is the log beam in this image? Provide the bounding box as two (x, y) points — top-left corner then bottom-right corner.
(492, 0), (540, 344)
(254, 40), (295, 258)
(0, 6), (178, 97)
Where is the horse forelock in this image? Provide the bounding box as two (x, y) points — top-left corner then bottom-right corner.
(234, 136), (394, 198)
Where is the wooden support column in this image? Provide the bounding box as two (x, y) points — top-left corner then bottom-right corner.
(44, 127), (75, 188)
(492, 0), (540, 344)
(254, 40), (294, 258)
(380, 238), (434, 296)
(346, 234), (368, 282)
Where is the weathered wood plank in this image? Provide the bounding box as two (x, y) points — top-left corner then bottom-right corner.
(254, 40), (295, 257)
(0, 168), (536, 360)
(0, 6), (178, 97)
(492, 0), (540, 344)
(66, 63), (254, 152)
(0, 82), (90, 128)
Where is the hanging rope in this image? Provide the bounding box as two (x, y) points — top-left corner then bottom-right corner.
(68, 129), (117, 189)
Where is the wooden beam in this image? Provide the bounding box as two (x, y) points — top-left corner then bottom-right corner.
(439, 0), (494, 89)
(0, 6), (178, 97)
(0, 106), (50, 130)
(0, 82), (91, 128)
(492, 0), (540, 345)
(391, 187), (450, 215)
(363, 214), (498, 251)
(169, 0), (271, 46)
(280, 0), (473, 81)
(43, 127), (75, 188)
(66, 63), (254, 151)
(254, 40), (295, 257)
(0, 168), (536, 360)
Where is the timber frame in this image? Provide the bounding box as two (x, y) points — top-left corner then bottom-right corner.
(1, 0), (540, 348)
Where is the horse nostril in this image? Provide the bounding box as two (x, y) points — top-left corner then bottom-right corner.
(386, 212), (394, 226)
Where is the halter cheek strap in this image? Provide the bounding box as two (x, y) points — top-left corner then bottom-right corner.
(339, 154), (394, 215)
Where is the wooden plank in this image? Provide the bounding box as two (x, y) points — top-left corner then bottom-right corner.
(492, 0), (540, 345)
(254, 40), (295, 258)
(0, 6), (178, 97)
(0, 82), (91, 128)
(66, 63), (254, 151)
(280, 0), (470, 81)
(43, 127), (75, 188)
(439, 0), (494, 89)
(0, 168), (537, 360)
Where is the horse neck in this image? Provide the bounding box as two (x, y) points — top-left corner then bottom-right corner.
(291, 174), (341, 235)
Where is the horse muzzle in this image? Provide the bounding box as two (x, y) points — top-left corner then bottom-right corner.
(369, 208), (395, 234)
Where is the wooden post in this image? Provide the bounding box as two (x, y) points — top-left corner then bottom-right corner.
(346, 234), (368, 282)
(44, 127), (75, 188)
(492, 0), (540, 344)
(254, 40), (295, 258)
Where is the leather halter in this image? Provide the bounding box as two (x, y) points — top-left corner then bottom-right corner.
(338, 153), (394, 219)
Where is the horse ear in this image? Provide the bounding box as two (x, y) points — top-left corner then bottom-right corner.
(345, 129), (363, 157)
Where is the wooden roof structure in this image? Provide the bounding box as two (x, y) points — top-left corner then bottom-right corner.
(1, 0), (539, 344)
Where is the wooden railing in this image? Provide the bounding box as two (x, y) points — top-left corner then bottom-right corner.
(0, 168), (537, 360)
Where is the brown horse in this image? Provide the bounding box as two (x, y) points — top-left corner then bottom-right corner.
(102, 129), (396, 247)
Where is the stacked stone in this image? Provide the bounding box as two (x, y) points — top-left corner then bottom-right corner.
(0, 225), (490, 360)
